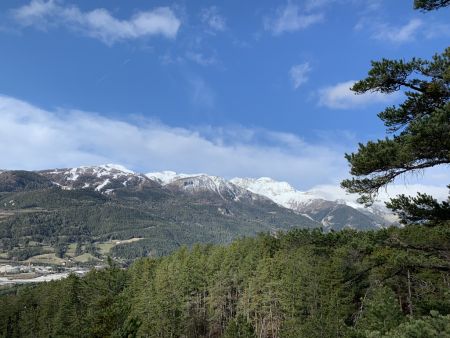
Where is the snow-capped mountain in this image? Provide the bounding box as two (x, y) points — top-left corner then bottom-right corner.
(0, 168), (320, 259)
(230, 177), (395, 229)
(40, 164), (155, 193)
(166, 175), (257, 202)
(230, 177), (322, 209)
(145, 170), (394, 229)
(147, 171), (262, 202)
(36, 164), (395, 230)
(146, 171), (203, 185)
(147, 169), (397, 229)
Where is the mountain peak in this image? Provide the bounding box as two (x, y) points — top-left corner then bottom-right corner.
(100, 164), (134, 174)
(3, 165), (396, 230)
(230, 177), (296, 197)
(145, 171), (204, 185)
(39, 164), (143, 192)
(165, 174), (249, 200)
(46, 164), (134, 180)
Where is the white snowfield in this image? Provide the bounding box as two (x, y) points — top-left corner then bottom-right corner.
(144, 169), (383, 213)
(147, 170), (394, 223)
(48, 164), (134, 181)
(229, 177), (396, 223)
(230, 177), (323, 208)
(145, 170), (203, 185)
(45, 164), (144, 192)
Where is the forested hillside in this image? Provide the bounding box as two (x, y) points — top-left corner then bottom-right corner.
(0, 169), (319, 262)
(1, 223), (449, 337)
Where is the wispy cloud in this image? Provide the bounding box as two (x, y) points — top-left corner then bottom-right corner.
(200, 6), (226, 33)
(0, 94), (351, 189)
(1, 94), (447, 195)
(309, 182), (449, 207)
(304, 0), (383, 12)
(264, 3), (323, 35)
(356, 14), (449, 44)
(187, 77), (216, 108)
(12, 0), (181, 45)
(372, 18), (423, 43)
(289, 63), (312, 89)
(423, 22), (450, 39)
(318, 80), (397, 109)
(186, 51), (217, 66)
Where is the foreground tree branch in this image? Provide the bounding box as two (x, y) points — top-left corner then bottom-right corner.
(341, 1), (449, 223)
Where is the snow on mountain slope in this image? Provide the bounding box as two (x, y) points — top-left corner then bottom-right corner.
(230, 177), (321, 209)
(144, 172), (390, 228)
(40, 164), (150, 193)
(47, 164), (134, 181)
(231, 177), (395, 228)
(166, 174), (258, 202)
(41, 167), (257, 202)
(146, 171), (203, 185)
(147, 171), (270, 202)
(37, 165), (395, 229)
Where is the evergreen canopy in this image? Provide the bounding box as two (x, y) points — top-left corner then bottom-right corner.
(414, 0), (450, 10)
(341, 1), (450, 224)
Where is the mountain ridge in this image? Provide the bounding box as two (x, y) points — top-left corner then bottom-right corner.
(34, 164), (394, 229)
(146, 168), (395, 229)
(0, 165), (321, 261)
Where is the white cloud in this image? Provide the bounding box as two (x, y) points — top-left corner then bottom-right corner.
(12, 0), (181, 44)
(187, 77), (216, 108)
(424, 22), (450, 39)
(304, 0), (383, 12)
(318, 80), (396, 109)
(357, 18), (450, 43)
(0, 94), (352, 189)
(200, 6), (226, 32)
(13, 0), (57, 26)
(313, 181), (449, 204)
(372, 18), (423, 43)
(289, 63), (312, 89)
(307, 183), (449, 215)
(186, 51), (217, 66)
(264, 3), (323, 35)
(1, 94), (447, 195)
(304, 0), (333, 11)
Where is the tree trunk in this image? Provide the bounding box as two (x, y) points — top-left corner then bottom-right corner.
(407, 269), (413, 316)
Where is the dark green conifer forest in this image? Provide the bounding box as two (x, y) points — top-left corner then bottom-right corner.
(0, 0), (449, 337)
(1, 224), (450, 337)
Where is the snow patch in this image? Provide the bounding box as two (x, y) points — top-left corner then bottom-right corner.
(146, 171), (203, 185)
(95, 179), (110, 191)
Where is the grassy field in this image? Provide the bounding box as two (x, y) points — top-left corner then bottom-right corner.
(66, 243), (78, 257)
(96, 238), (143, 255)
(73, 253), (101, 263)
(25, 253), (66, 265)
(0, 238), (144, 267)
(97, 243), (115, 255)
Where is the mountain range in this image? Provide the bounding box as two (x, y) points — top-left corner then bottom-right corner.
(147, 169), (395, 230)
(0, 164), (396, 262)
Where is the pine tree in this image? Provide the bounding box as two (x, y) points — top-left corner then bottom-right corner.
(341, 1), (450, 224)
(356, 286), (404, 335)
(414, 0), (450, 10)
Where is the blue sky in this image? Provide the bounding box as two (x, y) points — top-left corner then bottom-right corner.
(0, 0), (449, 195)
